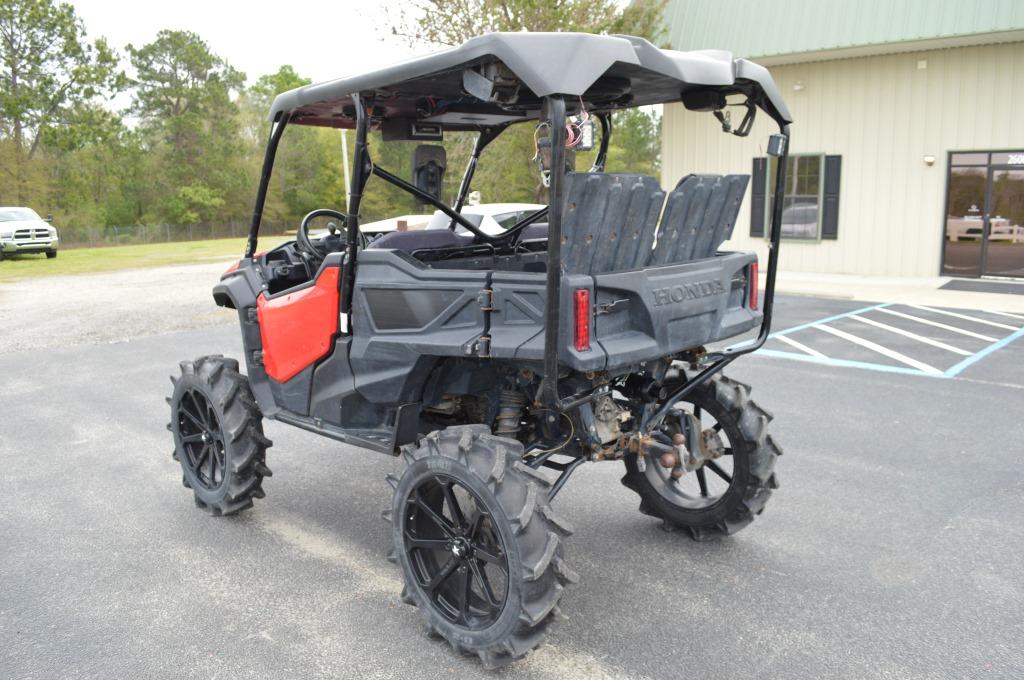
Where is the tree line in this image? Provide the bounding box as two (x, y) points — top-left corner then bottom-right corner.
(0, 0), (665, 243)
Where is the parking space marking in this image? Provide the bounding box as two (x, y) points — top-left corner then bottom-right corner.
(760, 303), (1024, 379)
(770, 302), (890, 337)
(983, 309), (1024, 321)
(756, 348), (932, 376)
(906, 304), (1018, 331)
(943, 325), (1024, 378)
(812, 323), (944, 375)
(849, 314), (972, 355)
(875, 307), (998, 342)
(775, 333), (827, 358)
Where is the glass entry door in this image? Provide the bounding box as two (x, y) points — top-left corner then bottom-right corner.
(942, 151), (1024, 278)
(984, 166), (1024, 277)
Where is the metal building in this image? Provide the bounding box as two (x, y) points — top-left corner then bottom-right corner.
(662, 0), (1024, 278)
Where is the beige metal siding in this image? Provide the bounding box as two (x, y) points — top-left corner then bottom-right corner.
(662, 41), (1024, 277)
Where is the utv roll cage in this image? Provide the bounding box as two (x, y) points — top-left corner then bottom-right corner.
(245, 32), (792, 426)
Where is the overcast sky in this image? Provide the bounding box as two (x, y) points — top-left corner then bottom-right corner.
(71, 0), (426, 85)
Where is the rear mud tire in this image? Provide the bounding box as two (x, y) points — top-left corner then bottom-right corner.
(168, 355), (272, 516)
(389, 425), (577, 669)
(622, 374), (781, 540)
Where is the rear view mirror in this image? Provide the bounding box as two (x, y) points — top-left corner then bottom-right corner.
(412, 145), (447, 203)
(681, 89), (727, 112)
(767, 134), (788, 157)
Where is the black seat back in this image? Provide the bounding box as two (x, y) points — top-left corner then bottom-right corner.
(649, 174), (749, 265)
(560, 173), (663, 275)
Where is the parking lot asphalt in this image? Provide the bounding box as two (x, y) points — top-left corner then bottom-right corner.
(2, 293), (1023, 679)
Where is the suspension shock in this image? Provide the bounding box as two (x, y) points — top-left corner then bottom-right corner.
(494, 388), (526, 436)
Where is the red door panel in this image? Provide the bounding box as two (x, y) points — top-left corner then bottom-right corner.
(256, 267), (340, 383)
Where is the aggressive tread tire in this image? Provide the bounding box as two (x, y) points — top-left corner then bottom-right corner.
(169, 355), (271, 516)
(621, 374), (781, 540)
(389, 425), (575, 669)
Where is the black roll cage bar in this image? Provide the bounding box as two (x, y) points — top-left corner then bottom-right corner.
(244, 93), (790, 434)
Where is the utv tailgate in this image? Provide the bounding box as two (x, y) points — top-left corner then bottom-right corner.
(490, 251), (759, 371)
(589, 251), (759, 370)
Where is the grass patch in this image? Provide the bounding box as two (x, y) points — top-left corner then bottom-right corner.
(0, 236), (289, 283)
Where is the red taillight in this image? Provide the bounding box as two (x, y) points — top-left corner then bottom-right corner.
(574, 288), (591, 352)
(749, 261), (759, 310)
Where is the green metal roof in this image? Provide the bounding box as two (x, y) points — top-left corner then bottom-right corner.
(665, 0), (1024, 63)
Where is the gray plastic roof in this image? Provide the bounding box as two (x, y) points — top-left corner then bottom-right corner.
(269, 32), (792, 129)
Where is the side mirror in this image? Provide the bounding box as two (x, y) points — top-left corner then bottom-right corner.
(45, 214), (53, 223)
(412, 145), (446, 203)
(767, 134), (788, 157)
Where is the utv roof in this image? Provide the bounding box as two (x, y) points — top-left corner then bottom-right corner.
(268, 32), (792, 130)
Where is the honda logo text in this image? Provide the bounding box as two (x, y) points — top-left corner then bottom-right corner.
(652, 280), (726, 306)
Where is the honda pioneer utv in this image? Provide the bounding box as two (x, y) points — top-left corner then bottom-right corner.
(168, 32), (792, 667)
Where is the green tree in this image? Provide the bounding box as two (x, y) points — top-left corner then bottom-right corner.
(248, 64), (308, 112)
(602, 107), (661, 176)
(127, 30), (247, 224)
(242, 65), (347, 226)
(0, 0), (124, 203)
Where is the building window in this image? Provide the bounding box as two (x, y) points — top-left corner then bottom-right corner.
(769, 154), (823, 240)
(751, 154), (841, 241)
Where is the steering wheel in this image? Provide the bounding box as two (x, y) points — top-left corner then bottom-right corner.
(296, 208), (366, 261)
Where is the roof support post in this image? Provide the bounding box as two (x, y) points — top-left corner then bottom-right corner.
(245, 114), (288, 258)
(341, 94), (371, 316)
(589, 113), (612, 173)
(640, 123), (791, 433)
(540, 96), (567, 407)
(757, 124), (790, 342)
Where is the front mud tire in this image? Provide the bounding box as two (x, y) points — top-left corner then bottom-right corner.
(168, 355), (272, 516)
(622, 374), (781, 540)
(388, 425), (577, 669)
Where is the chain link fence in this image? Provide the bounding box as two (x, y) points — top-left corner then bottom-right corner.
(58, 220), (287, 248)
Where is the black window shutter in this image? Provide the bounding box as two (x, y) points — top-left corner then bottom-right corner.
(821, 155), (841, 240)
(750, 157), (766, 237)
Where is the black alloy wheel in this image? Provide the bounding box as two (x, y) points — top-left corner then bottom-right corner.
(403, 475), (509, 629)
(622, 374), (781, 540)
(168, 355), (272, 516)
(643, 405), (736, 511)
(388, 425), (576, 668)
(176, 388), (227, 491)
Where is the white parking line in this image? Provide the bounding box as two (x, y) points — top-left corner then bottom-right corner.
(849, 314), (972, 356)
(983, 309), (1024, 321)
(813, 324), (944, 375)
(775, 333), (827, 358)
(876, 308), (998, 342)
(906, 304), (1018, 331)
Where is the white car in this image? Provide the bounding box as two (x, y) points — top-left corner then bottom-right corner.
(425, 202), (546, 235)
(358, 213), (433, 236)
(0, 207), (59, 260)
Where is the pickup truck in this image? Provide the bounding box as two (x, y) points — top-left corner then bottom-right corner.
(0, 207), (59, 260)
